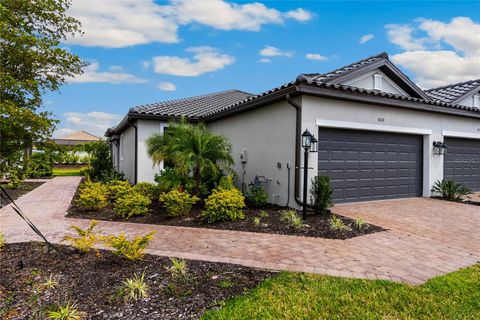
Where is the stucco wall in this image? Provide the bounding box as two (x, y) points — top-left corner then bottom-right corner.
(207, 100), (297, 207)
(137, 119), (167, 183)
(343, 70), (408, 96)
(118, 124), (136, 183)
(301, 95), (480, 197)
(457, 92), (479, 108)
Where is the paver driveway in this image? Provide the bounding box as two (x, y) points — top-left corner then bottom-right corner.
(1, 177), (478, 284)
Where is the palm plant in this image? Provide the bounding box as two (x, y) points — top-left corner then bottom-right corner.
(431, 179), (470, 201)
(146, 119), (234, 195)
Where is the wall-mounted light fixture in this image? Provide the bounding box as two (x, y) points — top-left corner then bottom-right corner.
(433, 141), (448, 155)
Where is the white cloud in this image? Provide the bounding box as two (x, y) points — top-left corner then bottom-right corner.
(158, 81), (177, 91)
(56, 111), (123, 137)
(67, 63), (147, 84)
(359, 34), (374, 44)
(152, 46), (235, 76)
(285, 8), (312, 22)
(387, 17), (480, 88)
(305, 53), (328, 61)
(386, 24), (425, 51)
(258, 58), (272, 63)
(141, 61), (151, 70)
(67, 0), (312, 48)
(259, 45), (293, 57)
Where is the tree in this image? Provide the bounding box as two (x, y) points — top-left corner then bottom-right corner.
(0, 0), (84, 174)
(146, 120), (234, 195)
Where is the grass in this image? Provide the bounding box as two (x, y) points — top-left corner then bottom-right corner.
(203, 264), (480, 319)
(52, 167), (86, 176)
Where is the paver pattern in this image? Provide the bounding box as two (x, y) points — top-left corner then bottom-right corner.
(1, 177), (479, 284)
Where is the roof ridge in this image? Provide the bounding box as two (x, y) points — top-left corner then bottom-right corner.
(425, 78), (480, 92)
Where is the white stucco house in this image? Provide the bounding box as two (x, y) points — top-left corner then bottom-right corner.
(106, 52), (480, 208)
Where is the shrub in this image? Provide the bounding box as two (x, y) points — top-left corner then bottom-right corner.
(133, 182), (159, 200)
(202, 185), (245, 223)
(154, 167), (184, 193)
(246, 179), (268, 207)
(63, 220), (100, 253)
(310, 176), (333, 214)
(86, 142), (118, 182)
(354, 217), (366, 230)
(76, 182), (109, 210)
(107, 180), (132, 202)
(252, 216), (261, 226)
(27, 152), (54, 178)
(431, 179), (470, 201)
(259, 210), (269, 218)
(121, 271), (149, 301)
(165, 257), (188, 278)
(114, 192), (151, 219)
(5, 168), (23, 189)
(330, 215), (350, 231)
(47, 302), (83, 320)
(280, 209), (303, 229)
(159, 189), (199, 216)
(103, 231), (156, 260)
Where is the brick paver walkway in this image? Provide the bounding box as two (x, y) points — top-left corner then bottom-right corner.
(1, 177), (478, 284)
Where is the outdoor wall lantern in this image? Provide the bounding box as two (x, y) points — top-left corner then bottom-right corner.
(433, 141), (448, 155)
(301, 129), (318, 220)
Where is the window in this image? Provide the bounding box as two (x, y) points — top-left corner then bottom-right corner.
(120, 134), (124, 161)
(373, 74), (383, 90)
(473, 94), (480, 108)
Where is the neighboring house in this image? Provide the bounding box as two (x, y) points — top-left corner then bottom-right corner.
(54, 131), (101, 146)
(106, 52), (480, 208)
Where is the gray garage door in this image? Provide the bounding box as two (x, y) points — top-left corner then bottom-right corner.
(318, 128), (423, 203)
(444, 137), (480, 191)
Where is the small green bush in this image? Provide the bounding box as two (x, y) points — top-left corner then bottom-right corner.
(63, 220), (100, 253)
(246, 182), (268, 207)
(0, 231), (5, 250)
(133, 182), (159, 200)
(27, 152), (54, 178)
(103, 231), (156, 260)
(108, 180), (132, 202)
(76, 182), (109, 210)
(47, 302), (83, 320)
(202, 185), (245, 223)
(114, 192), (151, 219)
(159, 189), (199, 216)
(279, 209), (303, 229)
(121, 271), (149, 301)
(165, 257), (188, 278)
(310, 176), (333, 214)
(330, 215), (350, 231)
(354, 217), (366, 230)
(431, 179), (470, 201)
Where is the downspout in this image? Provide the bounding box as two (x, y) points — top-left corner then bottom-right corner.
(130, 122), (138, 185)
(285, 93), (305, 208)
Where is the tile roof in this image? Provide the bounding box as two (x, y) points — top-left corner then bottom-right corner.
(425, 79), (480, 104)
(130, 89), (253, 118)
(300, 52), (388, 83)
(56, 131), (101, 141)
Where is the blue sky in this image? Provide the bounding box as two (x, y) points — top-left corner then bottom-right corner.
(48, 0), (480, 137)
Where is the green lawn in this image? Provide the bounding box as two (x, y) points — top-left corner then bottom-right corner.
(52, 166), (86, 176)
(203, 264), (480, 320)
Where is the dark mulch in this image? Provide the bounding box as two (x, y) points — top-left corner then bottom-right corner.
(67, 188), (384, 239)
(0, 182), (44, 207)
(0, 242), (275, 319)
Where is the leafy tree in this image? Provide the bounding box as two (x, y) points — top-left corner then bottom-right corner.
(146, 119), (234, 195)
(0, 0), (84, 174)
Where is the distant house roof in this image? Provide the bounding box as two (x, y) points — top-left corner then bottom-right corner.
(54, 131), (101, 145)
(425, 79), (480, 104)
(130, 90), (253, 118)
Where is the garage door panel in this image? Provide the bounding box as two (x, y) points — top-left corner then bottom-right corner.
(444, 137), (480, 191)
(318, 128), (423, 203)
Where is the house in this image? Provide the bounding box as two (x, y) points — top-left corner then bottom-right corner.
(105, 52), (480, 207)
(54, 130), (102, 146)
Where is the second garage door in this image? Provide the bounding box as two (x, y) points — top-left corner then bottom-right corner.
(318, 128), (423, 203)
(444, 137), (480, 191)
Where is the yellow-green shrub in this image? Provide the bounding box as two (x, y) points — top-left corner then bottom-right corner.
(108, 180), (132, 202)
(63, 220), (100, 253)
(202, 186), (245, 223)
(114, 192), (151, 219)
(133, 182), (159, 200)
(0, 231), (5, 250)
(159, 189), (199, 216)
(76, 182), (109, 210)
(103, 231), (156, 260)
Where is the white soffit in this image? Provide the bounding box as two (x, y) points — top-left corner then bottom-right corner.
(315, 119), (432, 135)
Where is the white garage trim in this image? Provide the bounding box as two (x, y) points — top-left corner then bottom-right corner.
(442, 130), (480, 140)
(315, 119), (432, 135)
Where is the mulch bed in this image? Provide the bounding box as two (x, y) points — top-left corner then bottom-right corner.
(0, 242), (275, 319)
(67, 188), (384, 239)
(0, 182), (45, 207)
